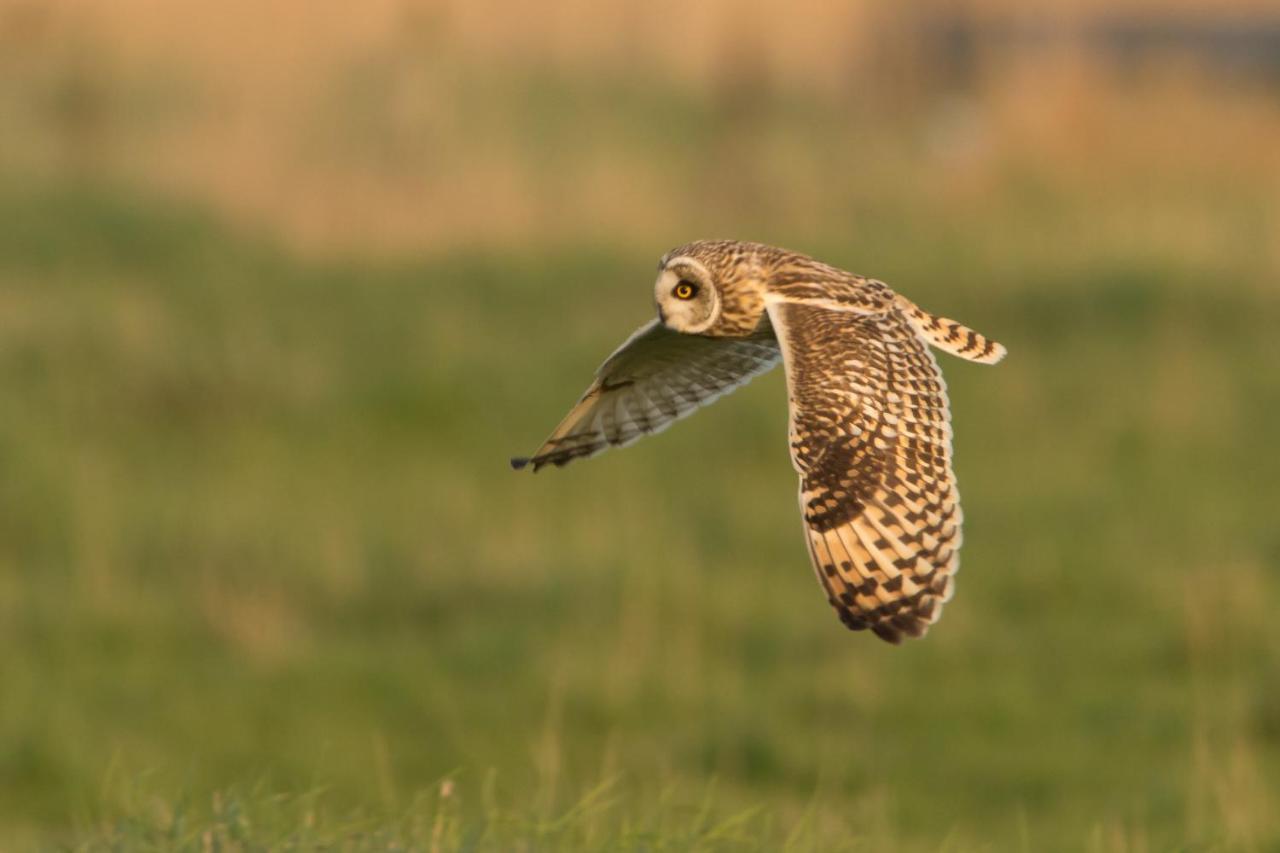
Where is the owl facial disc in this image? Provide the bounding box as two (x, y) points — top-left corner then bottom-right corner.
(654, 257), (720, 334)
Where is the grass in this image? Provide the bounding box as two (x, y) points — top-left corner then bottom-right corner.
(72, 777), (802, 852)
(0, 177), (1276, 851)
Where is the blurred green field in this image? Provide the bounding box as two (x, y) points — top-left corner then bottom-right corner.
(1, 174), (1277, 851)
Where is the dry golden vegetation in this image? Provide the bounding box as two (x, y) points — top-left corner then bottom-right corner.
(3, 0), (1279, 255)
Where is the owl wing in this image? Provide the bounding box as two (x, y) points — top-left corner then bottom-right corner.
(512, 319), (781, 471)
(766, 295), (969, 644)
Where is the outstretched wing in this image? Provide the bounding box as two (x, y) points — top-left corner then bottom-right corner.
(766, 296), (971, 643)
(512, 319), (780, 471)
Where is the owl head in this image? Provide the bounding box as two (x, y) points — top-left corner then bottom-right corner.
(653, 253), (722, 334)
(654, 240), (772, 337)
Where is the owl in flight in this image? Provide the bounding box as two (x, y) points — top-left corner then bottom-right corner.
(512, 241), (1005, 643)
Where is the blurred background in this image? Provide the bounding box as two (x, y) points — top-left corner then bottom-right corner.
(2, 0), (1278, 849)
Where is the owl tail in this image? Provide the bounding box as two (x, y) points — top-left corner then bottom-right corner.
(897, 298), (1007, 365)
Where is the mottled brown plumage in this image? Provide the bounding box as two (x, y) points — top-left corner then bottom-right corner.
(514, 241), (1006, 643)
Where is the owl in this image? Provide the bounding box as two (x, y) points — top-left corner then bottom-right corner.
(512, 241), (1005, 643)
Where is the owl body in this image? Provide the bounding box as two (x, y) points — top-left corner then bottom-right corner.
(514, 240), (1005, 644)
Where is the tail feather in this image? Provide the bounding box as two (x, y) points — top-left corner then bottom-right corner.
(898, 298), (1007, 365)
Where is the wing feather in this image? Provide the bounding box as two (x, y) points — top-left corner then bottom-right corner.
(766, 294), (995, 643)
(512, 319), (781, 471)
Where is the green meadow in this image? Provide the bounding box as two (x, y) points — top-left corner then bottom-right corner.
(1, 171), (1277, 850)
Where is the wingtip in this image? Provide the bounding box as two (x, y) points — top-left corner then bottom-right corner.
(872, 624), (904, 645)
(510, 456), (531, 471)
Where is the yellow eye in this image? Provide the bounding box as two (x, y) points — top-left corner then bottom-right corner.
(674, 280), (698, 300)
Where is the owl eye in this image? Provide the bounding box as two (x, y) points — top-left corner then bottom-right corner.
(673, 280), (699, 300)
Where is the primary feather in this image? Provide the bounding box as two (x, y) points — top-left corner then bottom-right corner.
(511, 320), (780, 471)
